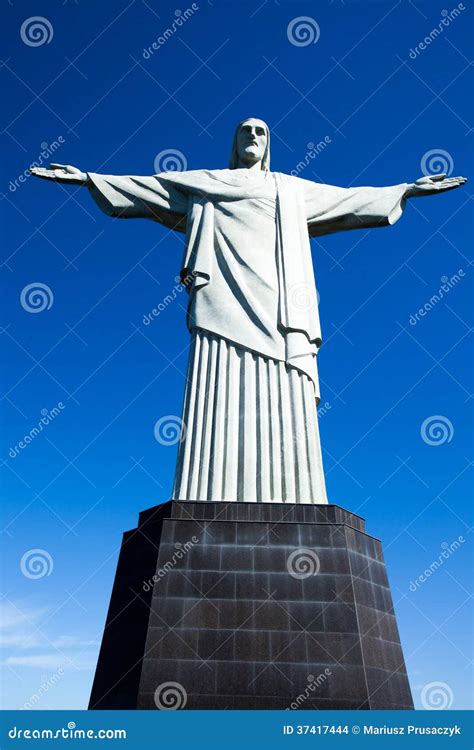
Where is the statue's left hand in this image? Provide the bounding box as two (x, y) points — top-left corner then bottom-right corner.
(407, 173), (467, 197)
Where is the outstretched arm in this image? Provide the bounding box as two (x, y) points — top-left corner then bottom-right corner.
(30, 163), (189, 231)
(303, 173), (467, 237)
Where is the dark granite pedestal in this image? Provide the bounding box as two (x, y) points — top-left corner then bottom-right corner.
(89, 501), (413, 710)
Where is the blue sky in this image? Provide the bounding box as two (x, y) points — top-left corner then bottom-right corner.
(1, 0), (472, 710)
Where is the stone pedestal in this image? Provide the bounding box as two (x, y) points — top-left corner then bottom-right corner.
(89, 501), (413, 710)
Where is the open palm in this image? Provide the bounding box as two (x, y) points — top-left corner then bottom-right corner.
(29, 163), (88, 185)
(408, 173), (467, 197)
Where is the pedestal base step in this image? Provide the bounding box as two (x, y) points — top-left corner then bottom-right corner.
(89, 501), (413, 710)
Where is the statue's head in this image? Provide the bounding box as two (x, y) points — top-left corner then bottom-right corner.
(229, 117), (270, 171)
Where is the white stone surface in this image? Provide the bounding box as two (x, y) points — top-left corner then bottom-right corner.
(30, 119), (467, 504)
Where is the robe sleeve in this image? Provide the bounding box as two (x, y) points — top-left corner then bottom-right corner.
(87, 173), (189, 232)
(303, 180), (410, 238)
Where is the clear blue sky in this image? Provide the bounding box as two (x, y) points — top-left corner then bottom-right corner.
(1, 0), (472, 710)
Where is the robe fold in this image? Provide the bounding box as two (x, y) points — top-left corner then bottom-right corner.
(88, 169), (408, 398)
(87, 169), (408, 503)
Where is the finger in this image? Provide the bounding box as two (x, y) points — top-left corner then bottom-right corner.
(430, 173), (447, 181)
(49, 163), (68, 170)
(32, 171), (57, 180)
(437, 183), (464, 192)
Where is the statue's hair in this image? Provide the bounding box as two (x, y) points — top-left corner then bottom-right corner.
(229, 118), (270, 171)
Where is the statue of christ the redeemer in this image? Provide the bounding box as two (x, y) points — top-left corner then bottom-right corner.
(31, 118), (466, 505)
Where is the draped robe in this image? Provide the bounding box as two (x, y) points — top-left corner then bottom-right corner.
(87, 169), (408, 503)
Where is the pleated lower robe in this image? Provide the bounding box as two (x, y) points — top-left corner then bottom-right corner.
(172, 330), (328, 504)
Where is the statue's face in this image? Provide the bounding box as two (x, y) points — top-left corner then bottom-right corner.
(236, 118), (268, 166)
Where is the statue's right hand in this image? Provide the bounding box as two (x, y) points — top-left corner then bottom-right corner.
(29, 163), (88, 185)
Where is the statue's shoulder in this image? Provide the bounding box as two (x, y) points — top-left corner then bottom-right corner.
(154, 169), (222, 193)
(279, 172), (320, 188)
(274, 172), (318, 194)
(156, 169), (211, 180)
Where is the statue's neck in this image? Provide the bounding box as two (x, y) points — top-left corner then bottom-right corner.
(236, 159), (264, 172)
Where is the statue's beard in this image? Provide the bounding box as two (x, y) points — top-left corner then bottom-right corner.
(240, 146), (263, 163)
